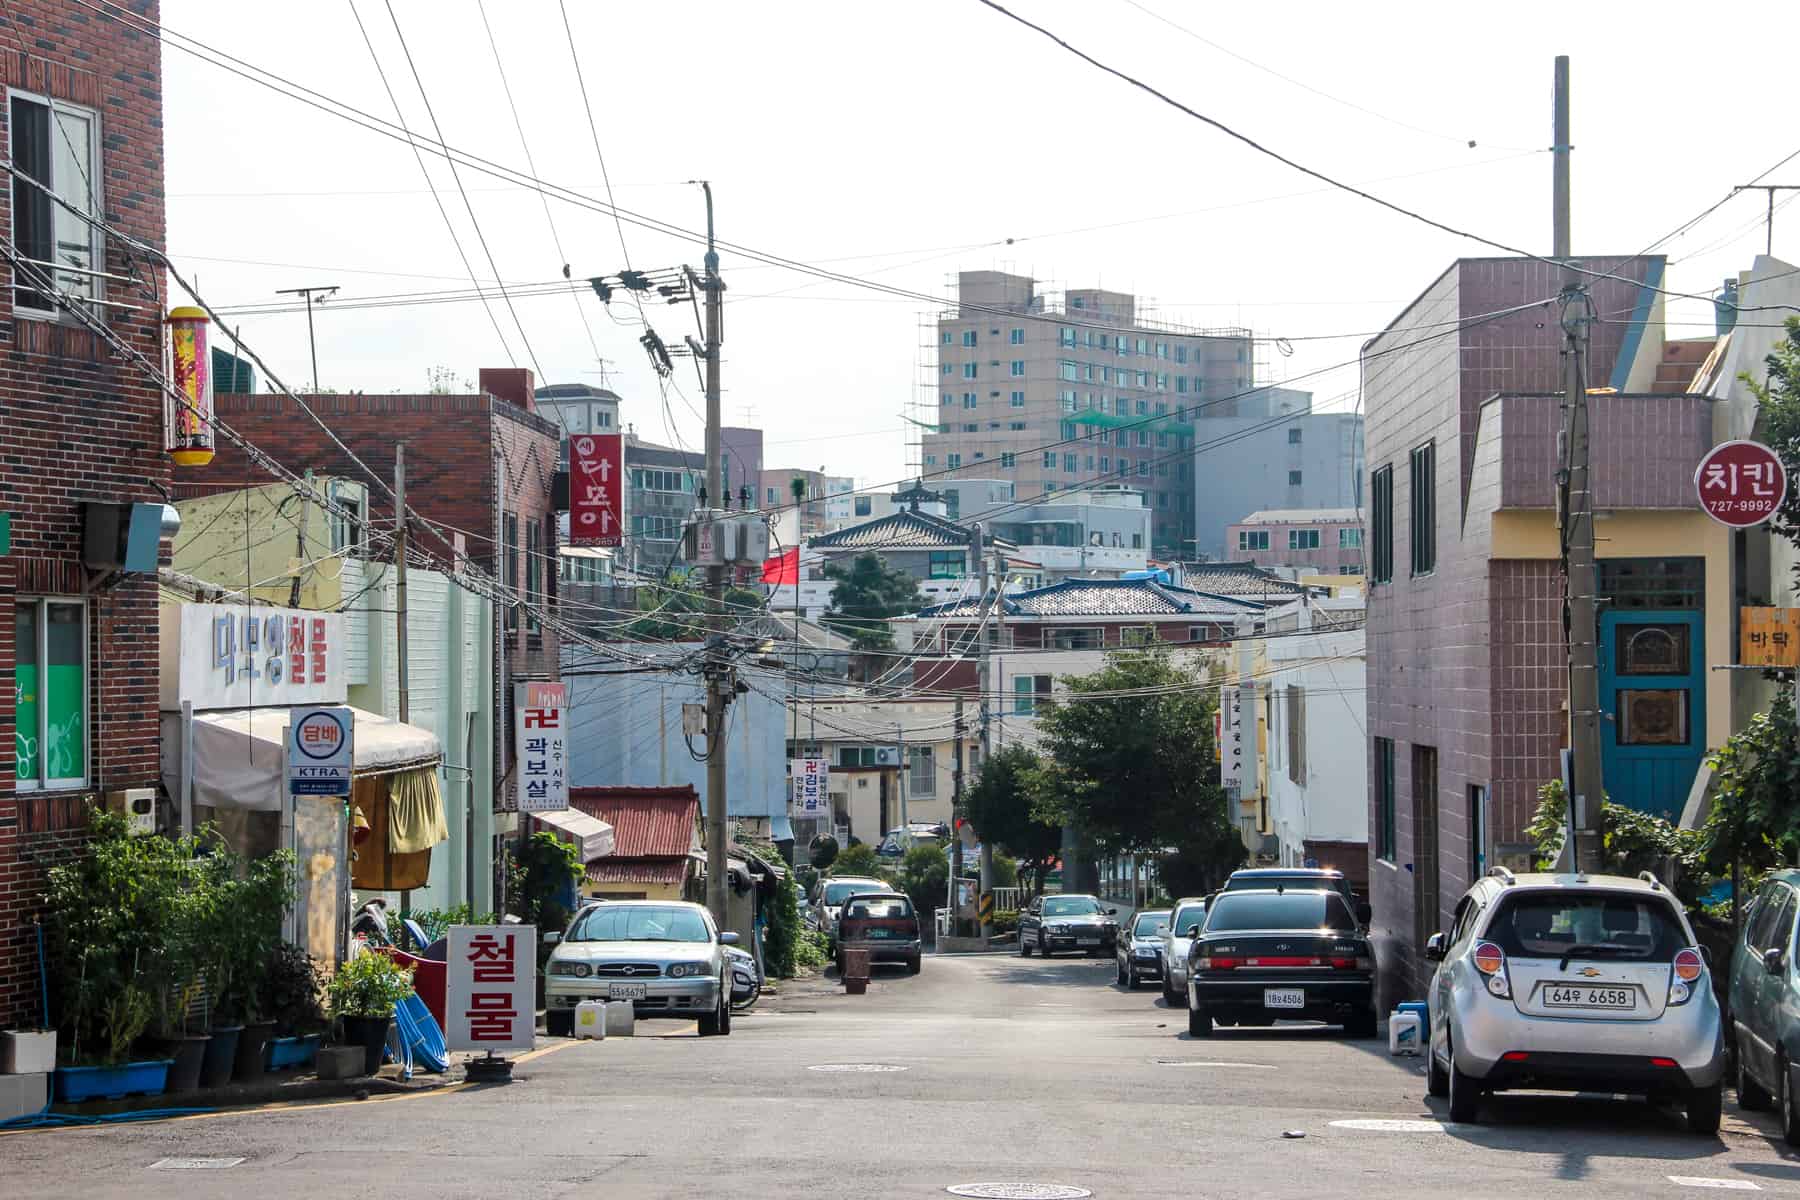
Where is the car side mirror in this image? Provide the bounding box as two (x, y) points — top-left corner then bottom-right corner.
(1355, 901), (1373, 926)
(1423, 932), (1448, 962)
(542, 931), (561, 944)
(1107, 907), (1118, 915)
(720, 931), (741, 945)
(1765, 947), (1785, 975)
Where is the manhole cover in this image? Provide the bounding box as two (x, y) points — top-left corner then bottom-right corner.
(1150, 1059), (1276, 1070)
(946, 1186), (1092, 1199)
(1328, 1118), (1451, 1133)
(807, 1063), (909, 1073)
(151, 1158), (245, 1170)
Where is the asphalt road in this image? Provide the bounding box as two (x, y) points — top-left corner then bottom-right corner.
(6, 952), (1800, 1198)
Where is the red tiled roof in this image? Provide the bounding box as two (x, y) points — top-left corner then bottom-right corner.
(586, 858), (690, 886)
(569, 786), (698, 859)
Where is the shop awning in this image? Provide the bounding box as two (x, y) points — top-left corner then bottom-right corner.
(533, 808), (616, 862)
(161, 705), (443, 813)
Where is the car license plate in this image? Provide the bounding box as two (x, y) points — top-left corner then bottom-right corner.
(1264, 988), (1305, 1009)
(1077, 938), (1101, 946)
(607, 982), (648, 1001)
(868, 928), (894, 939)
(1543, 984), (1635, 1010)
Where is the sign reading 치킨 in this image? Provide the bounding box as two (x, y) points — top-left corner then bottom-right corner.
(1695, 439), (1786, 528)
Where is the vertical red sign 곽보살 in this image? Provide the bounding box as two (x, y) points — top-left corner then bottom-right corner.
(569, 432), (624, 548)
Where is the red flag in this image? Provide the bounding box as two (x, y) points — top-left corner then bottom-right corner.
(760, 546), (799, 585)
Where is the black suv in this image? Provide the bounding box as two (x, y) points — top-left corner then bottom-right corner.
(1185, 888), (1377, 1038)
(1019, 893), (1120, 957)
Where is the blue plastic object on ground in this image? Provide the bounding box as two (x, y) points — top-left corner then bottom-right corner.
(401, 918), (431, 952)
(393, 992), (448, 1074)
(1396, 999), (1430, 1030)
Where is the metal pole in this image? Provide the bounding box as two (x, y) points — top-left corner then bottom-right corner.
(1555, 55), (1605, 873)
(395, 443), (410, 724)
(699, 181), (731, 926)
(275, 284), (338, 392)
(951, 696), (965, 935)
(290, 469), (311, 608)
(979, 546), (997, 940)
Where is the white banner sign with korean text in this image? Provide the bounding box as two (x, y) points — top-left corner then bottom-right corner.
(515, 682), (568, 813)
(445, 925), (536, 1052)
(162, 603), (345, 711)
(1220, 685), (1243, 789)
(789, 757), (829, 815)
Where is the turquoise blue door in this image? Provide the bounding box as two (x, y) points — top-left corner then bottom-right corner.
(1597, 611), (1705, 821)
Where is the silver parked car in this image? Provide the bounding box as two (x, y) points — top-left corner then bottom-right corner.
(1160, 897), (1208, 1006)
(543, 900), (739, 1037)
(1425, 868), (1723, 1131)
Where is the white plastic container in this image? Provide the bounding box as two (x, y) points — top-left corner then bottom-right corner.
(1388, 1010), (1422, 1056)
(1, 1030), (56, 1075)
(603, 1000), (635, 1038)
(574, 1000), (609, 1040)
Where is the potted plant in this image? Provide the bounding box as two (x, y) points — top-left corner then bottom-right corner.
(263, 942), (327, 1071)
(230, 852), (295, 1084)
(327, 952), (414, 1076)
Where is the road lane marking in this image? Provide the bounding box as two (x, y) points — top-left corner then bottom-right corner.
(1667, 1180), (1760, 1191)
(1150, 1059), (1277, 1070)
(1329, 1118), (1453, 1132)
(808, 1063), (909, 1073)
(150, 1158), (243, 1169)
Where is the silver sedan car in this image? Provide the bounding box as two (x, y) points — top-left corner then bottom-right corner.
(1425, 869), (1723, 1131)
(543, 900), (739, 1037)
(1160, 897), (1209, 1006)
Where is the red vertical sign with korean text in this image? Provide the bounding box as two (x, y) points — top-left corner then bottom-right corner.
(569, 433), (624, 547)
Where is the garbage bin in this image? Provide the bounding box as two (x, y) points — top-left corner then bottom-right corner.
(842, 947), (871, 995)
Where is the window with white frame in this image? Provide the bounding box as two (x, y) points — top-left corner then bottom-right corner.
(14, 598), (86, 789)
(1238, 529), (1270, 551)
(1288, 528), (1320, 550)
(9, 91), (101, 314)
(1339, 527), (1363, 548)
(1010, 391), (1025, 408)
(1010, 361), (1025, 377)
(962, 363), (978, 379)
(909, 746), (936, 795)
(1013, 674), (1053, 715)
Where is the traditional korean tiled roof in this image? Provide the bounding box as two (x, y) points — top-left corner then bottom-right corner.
(1180, 562), (1309, 597)
(810, 508), (981, 551)
(913, 577), (1273, 619)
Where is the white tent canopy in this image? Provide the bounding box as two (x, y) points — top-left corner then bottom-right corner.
(161, 705), (442, 813)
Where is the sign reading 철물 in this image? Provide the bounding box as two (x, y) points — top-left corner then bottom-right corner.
(1695, 439), (1787, 528)
(287, 705), (353, 796)
(569, 433), (623, 548)
(515, 682), (568, 813)
(1741, 607), (1800, 668)
(445, 925), (536, 1052)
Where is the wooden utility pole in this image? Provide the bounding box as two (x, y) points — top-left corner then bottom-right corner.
(1554, 56), (1604, 872)
(395, 443), (410, 723)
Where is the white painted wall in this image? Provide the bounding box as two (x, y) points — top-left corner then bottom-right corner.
(1262, 626), (1368, 864)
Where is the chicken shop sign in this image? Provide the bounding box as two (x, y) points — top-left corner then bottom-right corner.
(1695, 440), (1786, 528)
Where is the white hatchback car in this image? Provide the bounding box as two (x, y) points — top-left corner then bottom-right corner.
(1424, 868), (1724, 1131)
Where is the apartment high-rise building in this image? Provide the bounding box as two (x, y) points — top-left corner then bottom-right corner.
(920, 271), (1254, 557)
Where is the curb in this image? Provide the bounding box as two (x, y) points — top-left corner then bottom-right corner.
(51, 1070), (452, 1119)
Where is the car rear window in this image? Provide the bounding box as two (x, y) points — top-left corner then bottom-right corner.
(1204, 891), (1355, 933)
(845, 897), (913, 920)
(1170, 903), (1207, 936)
(824, 881), (881, 906)
(1484, 893), (1688, 961)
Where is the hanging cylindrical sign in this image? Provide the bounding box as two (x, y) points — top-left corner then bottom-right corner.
(166, 305), (215, 467)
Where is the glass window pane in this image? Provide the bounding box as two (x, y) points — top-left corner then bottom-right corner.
(15, 603), (39, 784)
(1618, 689), (1688, 746)
(50, 109), (94, 301)
(44, 602), (85, 784)
(1617, 623), (1687, 675)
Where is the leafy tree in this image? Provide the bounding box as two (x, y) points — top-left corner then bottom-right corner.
(821, 552), (923, 677)
(723, 585), (766, 614)
(1036, 650), (1232, 863)
(626, 580), (711, 642)
(1747, 316), (1800, 541)
(764, 871), (801, 978)
(1703, 688), (1800, 922)
(831, 841), (886, 879)
(897, 844), (950, 916)
(1527, 781), (1707, 905)
(965, 745), (1062, 896)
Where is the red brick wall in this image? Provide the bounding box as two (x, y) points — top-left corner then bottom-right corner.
(0, 0), (168, 1028)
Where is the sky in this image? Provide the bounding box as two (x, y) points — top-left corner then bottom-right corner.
(161, 0), (1800, 495)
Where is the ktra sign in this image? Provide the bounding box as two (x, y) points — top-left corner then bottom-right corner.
(288, 705), (354, 797)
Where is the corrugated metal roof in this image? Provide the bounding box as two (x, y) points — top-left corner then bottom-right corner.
(570, 787), (698, 859)
(586, 858), (690, 886)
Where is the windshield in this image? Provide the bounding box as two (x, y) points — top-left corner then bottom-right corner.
(845, 897), (914, 920)
(1170, 902), (1208, 936)
(1133, 912), (1169, 937)
(824, 881), (881, 906)
(1204, 891), (1355, 933)
(568, 905), (712, 944)
(1486, 893), (1687, 961)
(1043, 896), (1105, 917)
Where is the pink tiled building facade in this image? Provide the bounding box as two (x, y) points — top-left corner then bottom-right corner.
(1225, 508), (1364, 574)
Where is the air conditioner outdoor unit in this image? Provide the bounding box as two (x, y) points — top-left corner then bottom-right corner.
(872, 746), (900, 766)
(105, 787), (156, 837)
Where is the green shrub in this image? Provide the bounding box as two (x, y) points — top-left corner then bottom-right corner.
(832, 842), (884, 877)
(898, 844), (949, 915)
(765, 872), (801, 978)
(991, 909), (1020, 934)
(327, 950), (415, 1019)
(794, 929), (830, 971)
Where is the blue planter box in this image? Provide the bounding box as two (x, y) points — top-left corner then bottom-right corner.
(54, 1059), (172, 1103)
(264, 1035), (320, 1071)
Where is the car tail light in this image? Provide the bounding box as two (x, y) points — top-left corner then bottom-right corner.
(1673, 948), (1703, 982)
(1198, 955), (1243, 971)
(1650, 1057), (1678, 1069)
(1330, 956), (1374, 971)
(1472, 941), (1510, 998)
(1501, 1051), (1529, 1063)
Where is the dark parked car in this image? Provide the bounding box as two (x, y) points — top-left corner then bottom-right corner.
(1185, 888), (1376, 1038)
(1019, 893), (1119, 958)
(1117, 909), (1170, 989)
(1729, 869), (1800, 1140)
(1224, 868), (1371, 927)
(836, 892), (922, 975)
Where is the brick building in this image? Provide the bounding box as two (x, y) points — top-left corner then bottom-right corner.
(1362, 254), (1729, 1002)
(0, 0), (170, 1027)
(179, 368), (563, 814)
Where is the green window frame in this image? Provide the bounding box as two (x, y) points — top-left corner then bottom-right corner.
(14, 598), (86, 791)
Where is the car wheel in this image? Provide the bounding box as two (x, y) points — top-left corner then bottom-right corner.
(1040, 933), (1053, 959)
(1345, 1005), (1378, 1040)
(717, 981), (733, 1037)
(697, 1004), (720, 1037)
(1446, 1031), (1482, 1124)
(1738, 1038), (1773, 1111)
(1188, 1004), (1213, 1038)
(1126, 969), (1140, 991)
(1688, 1081), (1722, 1135)
(1427, 1039), (1450, 1098)
(1019, 936), (1031, 957)
(1161, 976), (1178, 1006)
(1115, 959), (1128, 986)
(1782, 1057), (1800, 1146)
(546, 1009), (574, 1038)
(907, 955), (921, 975)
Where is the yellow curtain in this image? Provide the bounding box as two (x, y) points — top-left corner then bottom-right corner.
(387, 767), (449, 855)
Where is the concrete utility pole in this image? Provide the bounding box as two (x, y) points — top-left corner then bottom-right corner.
(394, 444), (410, 723)
(275, 284), (338, 392)
(697, 181), (732, 925)
(1553, 55), (1605, 873)
(980, 546), (1001, 939)
(951, 695), (965, 932)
